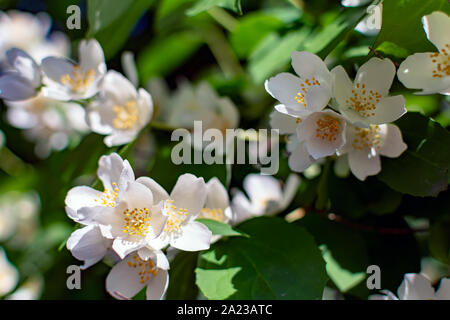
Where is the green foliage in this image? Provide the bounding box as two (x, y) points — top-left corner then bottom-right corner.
(197, 218), (248, 237)
(187, 0), (243, 16)
(196, 217), (328, 299)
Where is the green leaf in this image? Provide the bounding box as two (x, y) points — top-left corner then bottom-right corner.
(195, 217), (328, 299)
(378, 113), (450, 197)
(137, 31), (203, 83)
(197, 218), (247, 237)
(230, 13), (284, 58)
(166, 251), (199, 299)
(87, 0), (135, 36)
(373, 0), (450, 55)
(88, 0), (156, 59)
(187, 0), (242, 16)
(429, 216), (450, 265)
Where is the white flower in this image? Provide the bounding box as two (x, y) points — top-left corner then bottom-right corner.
(106, 249), (169, 300)
(167, 81), (239, 133)
(231, 173), (300, 225)
(0, 48), (42, 101)
(398, 11), (450, 95)
(197, 178), (233, 243)
(65, 153), (165, 260)
(146, 77), (170, 121)
(355, 3), (382, 36)
(0, 10), (69, 62)
(137, 173), (212, 252)
(6, 276), (43, 300)
(338, 123), (407, 181)
(332, 57), (406, 126)
(265, 51), (333, 118)
(5, 94), (88, 158)
(41, 39), (106, 100)
(370, 273), (450, 300)
(0, 247), (19, 297)
(86, 70), (153, 147)
(341, 0), (371, 7)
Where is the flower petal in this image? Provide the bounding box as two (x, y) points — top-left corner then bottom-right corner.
(6, 48), (40, 87)
(66, 225), (112, 269)
(269, 109), (298, 135)
(205, 178), (229, 211)
(97, 153), (134, 191)
(170, 221), (212, 251)
(112, 239), (143, 260)
(291, 51), (332, 86)
(435, 278), (450, 300)
(355, 57), (396, 96)
(146, 269), (169, 300)
(106, 254), (146, 299)
(100, 70), (137, 104)
(367, 95), (406, 125)
(288, 140), (314, 173)
(136, 177), (170, 205)
(378, 124), (407, 158)
(348, 150), (381, 181)
(423, 11), (450, 52)
(397, 273), (435, 300)
(104, 132), (137, 147)
(79, 39), (106, 75)
(243, 174), (283, 207)
(231, 191), (259, 225)
(331, 65), (354, 111)
(41, 56), (75, 84)
(0, 74), (36, 101)
(170, 174), (207, 218)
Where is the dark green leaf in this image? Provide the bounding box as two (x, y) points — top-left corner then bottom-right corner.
(166, 251), (199, 299)
(187, 0), (242, 16)
(197, 218), (247, 237)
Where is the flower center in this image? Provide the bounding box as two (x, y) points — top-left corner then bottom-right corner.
(295, 77), (321, 108)
(163, 199), (188, 233)
(199, 208), (225, 222)
(315, 115), (340, 142)
(112, 100), (138, 130)
(346, 83), (382, 117)
(94, 182), (118, 207)
(351, 125), (382, 153)
(122, 206), (151, 237)
(127, 255), (157, 284)
(430, 44), (450, 78)
(60, 65), (95, 92)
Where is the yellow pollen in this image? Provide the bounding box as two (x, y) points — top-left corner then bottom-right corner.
(430, 44), (450, 78)
(199, 208), (225, 222)
(351, 125), (382, 151)
(112, 100), (139, 130)
(346, 82), (381, 117)
(93, 182), (119, 207)
(163, 199), (188, 233)
(60, 65), (95, 92)
(294, 77), (321, 108)
(122, 207), (151, 237)
(315, 115), (341, 142)
(127, 255), (157, 284)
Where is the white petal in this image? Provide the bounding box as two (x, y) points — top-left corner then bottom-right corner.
(86, 106), (114, 135)
(170, 174), (207, 218)
(397, 53), (450, 94)
(79, 39), (106, 75)
(291, 51), (332, 86)
(243, 174), (283, 207)
(288, 140), (314, 173)
(104, 132), (137, 147)
(136, 177), (170, 205)
(341, 0), (371, 7)
(137, 88), (153, 127)
(146, 269), (169, 300)
(0, 74), (36, 100)
(367, 95), (406, 125)
(6, 48), (40, 87)
(397, 273), (435, 300)
(269, 109), (298, 135)
(422, 11), (450, 52)
(66, 225), (112, 269)
(435, 278), (450, 300)
(280, 174), (301, 210)
(97, 153), (134, 191)
(100, 70), (137, 104)
(112, 239), (143, 259)
(331, 65), (353, 111)
(231, 191), (259, 225)
(274, 103), (305, 118)
(123, 181), (154, 211)
(170, 221), (212, 251)
(106, 254), (146, 299)
(205, 178), (229, 211)
(303, 84), (332, 113)
(65, 186), (100, 217)
(41, 57), (75, 84)
(378, 124), (407, 158)
(355, 57), (396, 96)
(348, 150), (381, 181)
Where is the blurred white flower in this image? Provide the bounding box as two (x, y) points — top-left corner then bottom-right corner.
(0, 247), (19, 297)
(231, 173), (300, 225)
(0, 10), (69, 62)
(106, 250), (169, 300)
(398, 11), (450, 95)
(341, 0), (371, 7)
(138, 173), (212, 252)
(338, 123), (407, 181)
(5, 94), (88, 158)
(355, 3), (382, 36)
(265, 51), (333, 118)
(6, 275), (43, 300)
(42, 39), (106, 100)
(0, 191), (40, 245)
(331, 58), (406, 126)
(0, 48), (42, 101)
(370, 273), (450, 300)
(65, 153), (166, 260)
(86, 70), (153, 147)
(146, 77), (170, 121)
